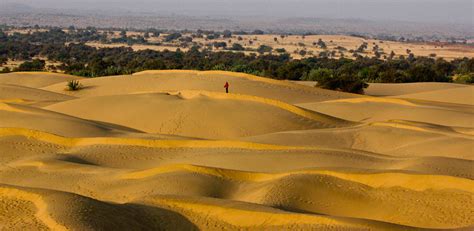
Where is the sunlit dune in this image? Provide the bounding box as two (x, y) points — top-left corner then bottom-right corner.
(0, 70), (472, 230)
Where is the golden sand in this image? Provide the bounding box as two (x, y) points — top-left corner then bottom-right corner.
(0, 70), (472, 230)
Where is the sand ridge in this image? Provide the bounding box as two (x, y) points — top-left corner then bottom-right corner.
(122, 164), (474, 193)
(0, 72), (81, 88)
(43, 70), (361, 103)
(0, 127), (323, 151)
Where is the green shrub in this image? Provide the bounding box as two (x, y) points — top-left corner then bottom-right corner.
(318, 75), (368, 94)
(0, 67), (10, 73)
(306, 68), (368, 94)
(67, 80), (82, 91)
(454, 73), (474, 84)
(230, 43), (245, 51)
(164, 33), (182, 42)
(257, 45), (273, 54)
(17, 59), (45, 71)
(303, 68), (333, 81)
(275, 48), (287, 53)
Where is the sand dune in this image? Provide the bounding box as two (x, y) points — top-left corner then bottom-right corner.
(124, 164), (474, 229)
(243, 121), (474, 160)
(298, 96), (474, 127)
(0, 184), (418, 230)
(0, 102), (141, 137)
(43, 70), (360, 104)
(46, 91), (351, 139)
(366, 82), (469, 97)
(0, 72), (81, 88)
(141, 196), (420, 230)
(0, 84), (74, 102)
(393, 85), (474, 105)
(0, 184), (198, 230)
(0, 71), (473, 230)
(1, 127), (472, 179)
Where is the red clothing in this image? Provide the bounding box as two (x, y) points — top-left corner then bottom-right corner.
(224, 82), (229, 88)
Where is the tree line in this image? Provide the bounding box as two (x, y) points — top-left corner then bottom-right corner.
(0, 28), (473, 93)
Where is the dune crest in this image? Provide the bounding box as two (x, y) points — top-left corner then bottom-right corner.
(123, 164), (474, 192)
(0, 127), (319, 150)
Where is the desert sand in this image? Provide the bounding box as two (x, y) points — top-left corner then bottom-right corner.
(0, 70), (473, 230)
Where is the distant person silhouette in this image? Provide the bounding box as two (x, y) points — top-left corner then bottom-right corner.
(224, 81), (229, 93)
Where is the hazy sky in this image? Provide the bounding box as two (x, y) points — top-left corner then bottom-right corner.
(2, 0), (474, 24)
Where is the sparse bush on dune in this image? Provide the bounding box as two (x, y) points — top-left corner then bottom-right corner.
(67, 80), (82, 91)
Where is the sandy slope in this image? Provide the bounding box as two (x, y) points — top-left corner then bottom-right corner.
(0, 71), (473, 230)
(45, 91), (351, 139)
(243, 121), (474, 160)
(393, 86), (474, 105)
(0, 84), (74, 102)
(0, 72), (81, 88)
(0, 102), (142, 137)
(43, 70), (361, 104)
(365, 82), (469, 97)
(298, 97), (474, 127)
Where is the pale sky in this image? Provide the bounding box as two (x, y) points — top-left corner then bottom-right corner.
(2, 0), (473, 24)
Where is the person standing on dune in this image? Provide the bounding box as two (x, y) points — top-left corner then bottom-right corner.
(224, 81), (230, 93)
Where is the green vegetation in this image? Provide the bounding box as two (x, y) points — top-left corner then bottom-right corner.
(164, 33), (182, 42)
(356, 42), (368, 53)
(275, 48), (287, 53)
(17, 60), (46, 71)
(303, 68), (368, 93)
(222, 30), (232, 38)
(315, 39), (327, 49)
(67, 80), (82, 91)
(257, 45), (273, 54)
(0, 67), (10, 73)
(0, 28), (473, 94)
(213, 42), (227, 49)
(230, 43), (245, 51)
(454, 73), (474, 84)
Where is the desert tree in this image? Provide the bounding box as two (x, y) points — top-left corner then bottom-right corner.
(257, 45), (273, 54)
(315, 39), (327, 49)
(230, 43), (245, 51)
(252, 29), (264, 35)
(223, 30), (232, 38)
